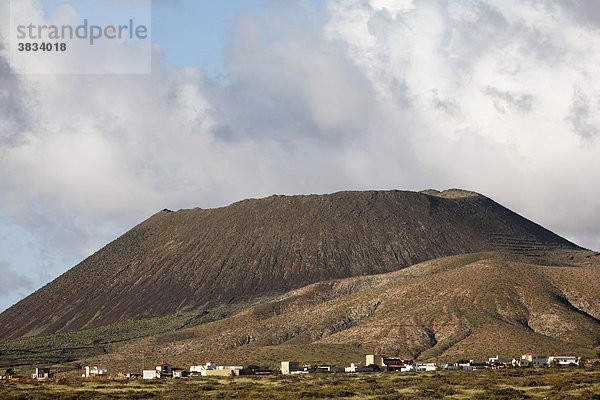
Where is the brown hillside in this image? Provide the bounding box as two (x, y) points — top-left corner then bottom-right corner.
(86, 251), (600, 372)
(0, 189), (580, 340)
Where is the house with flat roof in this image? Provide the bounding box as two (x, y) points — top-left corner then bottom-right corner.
(365, 355), (384, 367)
(85, 365), (107, 377)
(32, 368), (53, 380)
(519, 354), (548, 367)
(189, 362), (242, 376)
(143, 369), (159, 379)
(548, 356), (578, 366)
(281, 361), (300, 375)
(173, 369), (187, 378)
(365, 355), (414, 371)
(488, 355), (511, 365)
(345, 363), (373, 373)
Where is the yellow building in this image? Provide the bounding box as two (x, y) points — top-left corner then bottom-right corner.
(202, 369), (240, 377)
(366, 355), (384, 367)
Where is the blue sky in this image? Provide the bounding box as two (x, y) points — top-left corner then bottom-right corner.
(150, 0), (326, 77)
(38, 0), (323, 76)
(0, 0), (327, 311)
(1, 0), (600, 313)
(152, 0), (273, 77)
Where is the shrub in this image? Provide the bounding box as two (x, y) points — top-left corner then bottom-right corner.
(473, 387), (531, 400)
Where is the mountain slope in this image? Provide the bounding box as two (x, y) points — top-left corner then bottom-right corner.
(43, 251), (600, 373)
(0, 189), (580, 341)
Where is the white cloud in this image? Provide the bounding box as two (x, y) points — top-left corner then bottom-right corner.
(322, 0), (600, 245)
(0, 260), (34, 304)
(0, 0), (600, 309)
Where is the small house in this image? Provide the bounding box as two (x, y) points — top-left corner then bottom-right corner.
(548, 356), (579, 366)
(32, 368), (53, 380)
(488, 355), (511, 365)
(281, 361), (300, 375)
(316, 365), (344, 373)
(154, 362), (172, 378)
(202, 368), (238, 377)
(382, 356), (404, 367)
(190, 362), (217, 374)
(85, 365), (107, 377)
(416, 363), (437, 371)
(143, 369), (159, 379)
(345, 363), (373, 373)
(520, 354), (548, 367)
(173, 369), (187, 378)
(190, 363), (242, 376)
(442, 363), (459, 370)
(365, 355), (384, 367)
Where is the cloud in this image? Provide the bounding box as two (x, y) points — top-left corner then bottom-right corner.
(0, 260), (34, 300)
(1, 0), (600, 309)
(0, 45), (31, 149)
(568, 87), (599, 139)
(558, 0), (600, 28)
(223, 9), (376, 142)
(322, 0), (600, 245)
(484, 87), (534, 114)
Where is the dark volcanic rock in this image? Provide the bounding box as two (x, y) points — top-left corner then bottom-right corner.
(0, 189), (580, 340)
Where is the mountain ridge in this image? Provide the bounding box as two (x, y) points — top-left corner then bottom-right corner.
(0, 189), (582, 341)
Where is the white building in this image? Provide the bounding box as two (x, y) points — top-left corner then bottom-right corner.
(142, 363), (173, 379)
(190, 362), (243, 376)
(281, 361), (300, 375)
(173, 370), (187, 378)
(548, 356), (578, 366)
(459, 362), (486, 370)
(488, 355), (511, 365)
(442, 364), (459, 370)
(143, 370), (159, 379)
(416, 363), (438, 371)
(190, 362), (217, 373)
(316, 365), (345, 373)
(520, 354), (548, 367)
(85, 365), (107, 377)
(32, 368), (53, 379)
(216, 366), (243, 371)
(156, 363), (172, 376)
(345, 363), (373, 373)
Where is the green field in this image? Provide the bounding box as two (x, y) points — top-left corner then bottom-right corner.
(0, 303), (251, 373)
(1, 367), (599, 399)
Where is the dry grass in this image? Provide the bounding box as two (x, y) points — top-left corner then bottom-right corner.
(1, 367), (599, 399)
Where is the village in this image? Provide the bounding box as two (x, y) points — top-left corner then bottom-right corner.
(0, 353), (587, 382)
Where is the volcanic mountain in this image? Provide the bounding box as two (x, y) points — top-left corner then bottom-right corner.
(0, 189), (581, 341)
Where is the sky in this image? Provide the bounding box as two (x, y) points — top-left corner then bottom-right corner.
(0, 0), (600, 312)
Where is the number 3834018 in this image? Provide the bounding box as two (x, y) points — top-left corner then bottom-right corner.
(17, 42), (67, 52)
